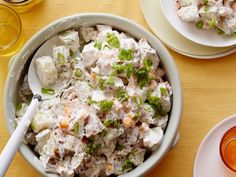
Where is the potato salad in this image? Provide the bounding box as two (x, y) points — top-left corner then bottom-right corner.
(176, 0), (236, 36)
(16, 25), (172, 177)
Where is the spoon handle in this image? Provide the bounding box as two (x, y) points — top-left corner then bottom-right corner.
(0, 95), (42, 177)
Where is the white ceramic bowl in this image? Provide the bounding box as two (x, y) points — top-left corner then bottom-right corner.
(4, 13), (183, 177)
(160, 0), (236, 47)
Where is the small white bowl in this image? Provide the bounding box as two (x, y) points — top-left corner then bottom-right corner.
(160, 0), (236, 47)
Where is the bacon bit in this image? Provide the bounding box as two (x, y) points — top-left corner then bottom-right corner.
(60, 120), (69, 129)
(91, 72), (96, 80)
(81, 136), (88, 143)
(84, 115), (90, 126)
(54, 148), (60, 158)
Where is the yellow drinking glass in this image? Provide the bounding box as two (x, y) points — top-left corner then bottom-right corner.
(0, 4), (23, 57)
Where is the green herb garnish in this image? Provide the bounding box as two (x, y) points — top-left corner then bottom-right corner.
(216, 28), (225, 35)
(134, 96), (143, 106)
(160, 87), (168, 96)
(103, 44), (112, 50)
(74, 68), (83, 77)
(143, 58), (153, 71)
(98, 78), (105, 90)
(203, 0), (208, 4)
(98, 130), (107, 138)
(106, 33), (120, 48)
(195, 21), (204, 29)
(232, 32), (236, 38)
(85, 137), (102, 155)
(69, 50), (76, 58)
(106, 74), (115, 86)
(126, 63), (135, 78)
(98, 100), (113, 112)
(16, 102), (22, 111)
(133, 112), (141, 121)
(147, 94), (167, 116)
(209, 18), (216, 28)
(57, 52), (66, 65)
(122, 158), (135, 172)
(103, 119), (120, 129)
(118, 49), (133, 60)
(94, 40), (102, 50)
(116, 89), (129, 102)
(115, 143), (124, 150)
(112, 63), (135, 78)
(41, 88), (55, 95)
(204, 6), (209, 12)
(72, 122), (80, 133)
(136, 67), (149, 88)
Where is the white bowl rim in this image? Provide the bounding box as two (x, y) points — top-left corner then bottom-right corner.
(4, 13), (183, 177)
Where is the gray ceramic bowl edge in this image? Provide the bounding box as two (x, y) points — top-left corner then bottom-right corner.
(4, 13), (183, 177)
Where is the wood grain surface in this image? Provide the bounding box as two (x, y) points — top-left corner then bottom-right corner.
(1, 0), (236, 177)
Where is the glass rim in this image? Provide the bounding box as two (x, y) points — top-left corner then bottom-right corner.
(0, 3), (22, 52)
(219, 126), (236, 172)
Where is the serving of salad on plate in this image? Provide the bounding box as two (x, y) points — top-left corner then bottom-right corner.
(176, 0), (236, 36)
(15, 25), (172, 177)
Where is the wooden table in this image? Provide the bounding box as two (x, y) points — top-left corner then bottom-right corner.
(1, 0), (236, 176)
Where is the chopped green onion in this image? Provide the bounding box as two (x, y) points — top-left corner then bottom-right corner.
(103, 119), (120, 129)
(112, 63), (126, 74)
(160, 87), (168, 96)
(134, 96), (143, 106)
(232, 32), (236, 38)
(209, 18), (216, 28)
(16, 102), (22, 111)
(216, 28), (225, 35)
(72, 122), (80, 133)
(203, 0), (208, 4)
(103, 44), (112, 50)
(41, 88), (55, 95)
(112, 63), (135, 78)
(106, 33), (120, 48)
(98, 78), (105, 90)
(147, 94), (167, 116)
(98, 130), (107, 138)
(94, 40), (102, 50)
(86, 96), (97, 105)
(204, 6), (209, 12)
(118, 49), (133, 60)
(136, 67), (149, 88)
(115, 143), (124, 150)
(116, 89), (129, 102)
(143, 58), (153, 71)
(57, 52), (66, 65)
(122, 158), (134, 172)
(98, 100), (113, 112)
(133, 112), (141, 121)
(126, 63), (135, 78)
(195, 21), (204, 29)
(106, 74), (115, 86)
(74, 68), (83, 77)
(70, 50), (76, 58)
(85, 141), (102, 155)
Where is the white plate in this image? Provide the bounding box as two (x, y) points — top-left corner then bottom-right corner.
(193, 114), (236, 177)
(160, 0), (236, 47)
(140, 0), (236, 59)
